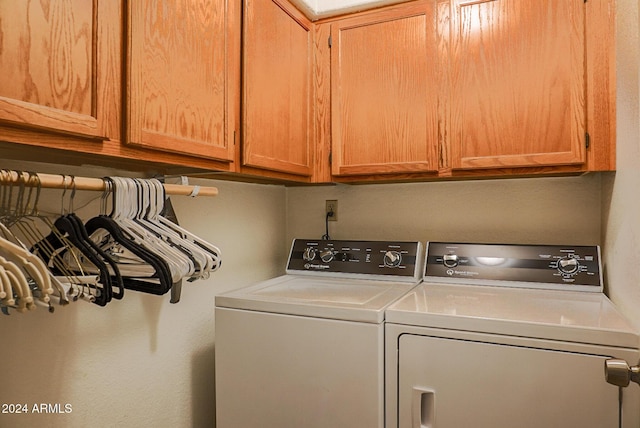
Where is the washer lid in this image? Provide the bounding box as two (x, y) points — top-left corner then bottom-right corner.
(386, 283), (639, 348)
(216, 275), (417, 323)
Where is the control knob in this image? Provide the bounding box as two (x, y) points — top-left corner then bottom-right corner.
(558, 257), (579, 275)
(384, 251), (402, 267)
(302, 247), (317, 261)
(443, 254), (459, 268)
(320, 249), (335, 263)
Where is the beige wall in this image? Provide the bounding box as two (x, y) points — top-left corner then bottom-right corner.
(286, 175), (602, 246)
(0, 1), (638, 426)
(0, 161), (287, 427)
(603, 0), (640, 330)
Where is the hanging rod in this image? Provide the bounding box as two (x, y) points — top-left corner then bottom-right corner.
(0, 171), (218, 197)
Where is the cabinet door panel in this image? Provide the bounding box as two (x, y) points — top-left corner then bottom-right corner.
(0, 0), (105, 139)
(127, 0), (235, 161)
(450, 0), (585, 169)
(331, 2), (441, 176)
(242, 0), (313, 176)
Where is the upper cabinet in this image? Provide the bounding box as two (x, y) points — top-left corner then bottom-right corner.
(0, 1), (115, 140)
(448, 0), (585, 171)
(329, 1), (441, 177)
(126, 0), (238, 163)
(0, 0), (616, 184)
(321, 0), (616, 182)
(241, 0), (314, 178)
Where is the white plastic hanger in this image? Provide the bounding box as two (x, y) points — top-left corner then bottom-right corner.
(110, 177), (193, 282)
(148, 179), (222, 278)
(135, 179), (212, 278)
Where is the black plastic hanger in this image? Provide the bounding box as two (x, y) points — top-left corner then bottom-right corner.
(83, 178), (174, 296)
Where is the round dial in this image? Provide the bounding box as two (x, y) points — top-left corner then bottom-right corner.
(384, 250), (402, 267)
(302, 247), (317, 261)
(443, 254), (459, 268)
(320, 249), (335, 263)
(558, 257), (579, 275)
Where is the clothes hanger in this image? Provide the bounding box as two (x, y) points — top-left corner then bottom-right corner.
(0, 260), (16, 308)
(132, 178), (210, 279)
(0, 264), (7, 300)
(110, 177), (193, 283)
(63, 177), (124, 300)
(29, 175), (113, 306)
(0, 172), (54, 308)
(149, 179), (222, 277)
(0, 254), (32, 311)
(4, 172), (71, 308)
(84, 178), (175, 296)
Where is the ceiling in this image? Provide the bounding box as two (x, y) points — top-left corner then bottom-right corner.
(290, 0), (407, 20)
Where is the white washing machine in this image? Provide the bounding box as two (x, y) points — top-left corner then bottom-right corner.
(215, 239), (423, 428)
(385, 242), (640, 428)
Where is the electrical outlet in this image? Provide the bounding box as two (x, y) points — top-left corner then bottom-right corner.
(326, 200), (338, 221)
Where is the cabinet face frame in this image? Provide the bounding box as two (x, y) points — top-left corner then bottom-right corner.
(0, 0), (108, 140)
(125, 0), (239, 163)
(329, 1), (442, 177)
(241, 0), (314, 177)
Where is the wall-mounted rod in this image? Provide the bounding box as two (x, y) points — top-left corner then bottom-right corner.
(0, 171), (218, 197)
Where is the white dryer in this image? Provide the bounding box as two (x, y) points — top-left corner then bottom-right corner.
(215, 239), (423, 428)
(385, 242), (640, 428)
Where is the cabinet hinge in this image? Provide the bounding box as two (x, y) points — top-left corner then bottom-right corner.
(328, 35), (332, 48)
(585, 132), (590, 149)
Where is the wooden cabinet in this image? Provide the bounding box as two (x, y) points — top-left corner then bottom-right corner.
(126, 0), (238, 163)
(0, 0), (616, 184)
(241, 0), (314, 178)
(0, 1), (116, 140)
(323, 0), (615, 181)
(448, 0), (585, 171)
(329, 1), (442, 176)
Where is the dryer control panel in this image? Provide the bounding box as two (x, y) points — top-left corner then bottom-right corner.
(287, 239), (423, 282)
(425, 242), (602, 292)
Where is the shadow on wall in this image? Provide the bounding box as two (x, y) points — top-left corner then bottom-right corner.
(192, 344), (216, 427)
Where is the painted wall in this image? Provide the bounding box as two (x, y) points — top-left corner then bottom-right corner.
(0, 2), (638, 427)
(286, 175), (602, 246)
(603, 0), (640, 331)
(0, 161), (287, 427)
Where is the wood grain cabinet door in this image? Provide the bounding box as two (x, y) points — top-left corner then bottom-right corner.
(242, 0), (313, 177)
(127, 0), (237, 162)
(330, 1), (442, 176)
(449, 0), (586, 170)
(0, 1), (112, 140)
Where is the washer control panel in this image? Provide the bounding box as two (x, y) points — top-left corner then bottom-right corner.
(287, 239), (422, 281)
(425, 242), (602, 292)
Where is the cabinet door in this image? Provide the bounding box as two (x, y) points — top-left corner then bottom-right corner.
(449, 0), (586, 170)
(0, 1), (110, 139)
(127, 0), (237, 162)
(242, 0), (313, 177)
(331, 1), (441, 176)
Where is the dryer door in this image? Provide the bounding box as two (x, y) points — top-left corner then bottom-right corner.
(397, 333), (638, 428)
